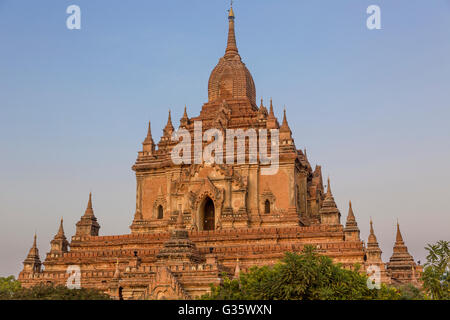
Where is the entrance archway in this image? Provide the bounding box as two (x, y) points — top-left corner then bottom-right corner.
(202, 197), (215, 231)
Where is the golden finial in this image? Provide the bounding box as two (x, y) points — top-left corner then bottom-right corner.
(229, 1), (235, 18)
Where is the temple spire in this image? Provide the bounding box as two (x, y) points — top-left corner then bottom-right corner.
(32, 233), (37, 249)
(163, 110), (174, 136)
(229, 1), (235, 18)
(319, 176), (341, 225)
(266, 98), (279, 129)
(167, 110), (172, 127)
(367, 218), (379, 245)
(387, 220), (417, 283)
(367, 219), (377, 244)
(344, 200), (360, 241)
(27, 232), (40, 260)
(326, 177), (332, 197)
(280, 108), (289, 128)
(395, 221), (405, 244)
(56, 218), (65, 237)
(144, 121), (153, 143)
(147, 121), (152, 139)
(142, 121), (155, 155)
(50, 218), (69, 255)
(282, 108), (287, 123)
(224, 4), (239, 59)
(180, 106), (189, 127)
(347, 201), (355, 222)
(208, 3), (255, 104)
(269, 98), (274, 117)
(84, 192), (94, 217)
(23, 233), (41, 273)
(75, 192), (100, 236)
(280, 108), (292, 138)
(366, 219), (384, 267)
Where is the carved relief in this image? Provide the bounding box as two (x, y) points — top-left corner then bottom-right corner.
(214, 100), (231, 129)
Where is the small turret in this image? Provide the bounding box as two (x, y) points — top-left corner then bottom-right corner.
(390, 222), (414, 260)
(49, 218), (69, 256)
(142, 121), (155, 155)
(75, 193), (100, 237)
(163, 110), (174, 137)
(180, 106), (190, 127)
(156, 209), (203, 264)
(23, 233), (42, 273)
(386, 221), (418, 284)
(365, 219), (390, 284)
(257, 98), (268, 119)
(279, 108), (296, 153)
(344, 201), (360, 241)
(319, 177), (341, 226)
(280, 109), (291, 134)
(266, 98), (279, 129)
(366, 218), (382, 262)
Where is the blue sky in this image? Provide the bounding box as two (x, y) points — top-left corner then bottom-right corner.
(0, 0), (449, 276)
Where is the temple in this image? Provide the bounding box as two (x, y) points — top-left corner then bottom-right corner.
(18, 6), (422, 299)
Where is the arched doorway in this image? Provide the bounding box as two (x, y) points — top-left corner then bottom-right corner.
(157, 205), (163, 219)
(202, 197), (215, 231)
(264, 199), (270, 214)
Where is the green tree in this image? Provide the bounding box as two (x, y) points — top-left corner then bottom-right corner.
(202, 246), (400, 300)
(0, 279), (111, 300)
(396, 284), (425, 300)
(0, 276), (22, 299)
(421, 240), (449, 300)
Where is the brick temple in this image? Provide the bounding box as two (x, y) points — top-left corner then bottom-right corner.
(18, 6), (422, 299)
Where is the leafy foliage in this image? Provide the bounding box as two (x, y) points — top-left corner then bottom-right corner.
(395, 284), (425, 300)
(421, 240), (449, 300)
(0, 277), (111, 300)
(0, 276), (22, 299)
(202, 246), (401, 300)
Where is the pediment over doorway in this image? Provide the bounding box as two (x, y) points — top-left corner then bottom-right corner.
(147, 266), (190, 300)
(172, 163), (246, 193)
